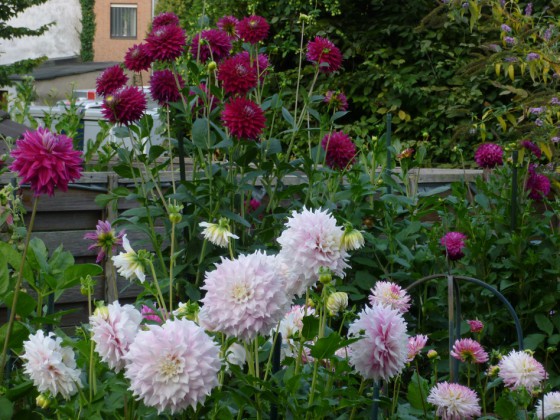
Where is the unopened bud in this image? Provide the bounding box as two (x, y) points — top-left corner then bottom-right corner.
(208, 61), (217, 71)
(326, 292), (348, 316)
(427, 349), (438, 359)
(318, 268), (332, 285)
(93, 305), (109, 320)
(36, 394), (50, 409)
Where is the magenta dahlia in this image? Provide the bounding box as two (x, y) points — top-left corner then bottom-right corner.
(521, 140), (542, 158)
(237, 15), (269, 44)
(146, 24), (186, 62)
(95, 65), (128, 96)
(450, 338), (489, 364)
(152, 11), (180, 30)
(321, 131), (357, 170)
(306, 36), (343, 74)
(217, 15), (239, 39)
(10, 127), (83, 196)
(149, 69), (184, 106)
(467, 319), (484, 333)
(124, 43), (153, 73)
(222, 97), (266, 140)
(84, 220), (125, 263)
(526, 166), (551, 201)
(237, 51), (269, 81)
(324, 90), (348, 111)
(102, 86), (147, 126)
(474, 143), (504, 168)
(190, 29), (232, 63)
(440, 231), (467, 261)
(217, 53), (258, 95)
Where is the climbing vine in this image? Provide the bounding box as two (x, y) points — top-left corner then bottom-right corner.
(80, 0), (95, 62)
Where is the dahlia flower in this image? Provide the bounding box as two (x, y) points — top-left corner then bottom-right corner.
(450, 338), (489, 364)
(217, 54), (258, 95)
(498, 350), (547, 390)
(199, 251), (290, 342)
(222, 97), (266, 140)
(199, 218), (239, 248)
(21, 330), (82, 399)
(474, 143), (504, 168)
(237, 15), (269, 44)
(273, 304), (316, 360)
(95, 65), (128, 96)
(368, 280), (411, 313)
(341, 225), (365, 251)
(321, 131), (357, 170)
(84, 220), (125, 263)
(427, 382), (481, 420)
(190, 29), (232, 63)
(406, 334), (428, 362)
(348, 303), (408, 381)
(521, 140), (542, 158)
(237, 51), (270, 81)
(141, 304), (165, 323)
(90, 302), (142, 372)
(124, 318), (221, 414)
(440, 231), (467, 261)
(111, 234), (149, 282)
(225, 342), (247, 368)
(324, 90), (348, 111)
(277, 207), (349, 294)
(146, 24), (186, 62)
(526, 166), (551, 201)
(535, 391), (560, 419)
(152, 11), (180, 29)
(10, 127), (83, 196)
(467, 319), (484, 333)
(124, 43), (153, 73)
(102, 86), (147, 126)
(217, 15), (239, 39)
(149, 69), (184, 106)
(326, 292), (348, 316)
(306, 36), (343, 74)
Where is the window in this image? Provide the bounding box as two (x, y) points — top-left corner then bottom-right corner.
(110, 4), (137, 38)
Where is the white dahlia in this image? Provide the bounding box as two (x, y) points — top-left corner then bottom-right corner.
(535, 391), (560, 419)
(427, 382), (481, 420)
(498, 350), (547, 390)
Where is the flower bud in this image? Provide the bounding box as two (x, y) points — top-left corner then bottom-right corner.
(168, 203), (183, 224)
(487, 365), (499, 377)
(208, 61), (217, 71)
(36, 394), (50, 409)
(427, 349), (438, 359)
(93, 305), (109, 320)
(326, 292), (348, 316)
(318, 268), (332, 285)
(341, 224), (365, 251)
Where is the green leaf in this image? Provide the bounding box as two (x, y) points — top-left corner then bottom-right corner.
(0, 322), (28, 351)
(220, 210), (251, 228)
(309, 333), (342, 359)
(523, 333), (546, 350)
(0, 243), (33, 292)
(0, 253), (9, 297)
(301, 315), (320, 340)
(192, 117), (212, 150)
(494, 395), (517, 419)
(61, 264), (103, 291)
(475, 193), (489, 209)
(281, 107), (294, 127)
(535, 313), (554, 336)
(5, 291), (37, 318)
(0, 397), (13, 420)
(406, 371), (430, 410)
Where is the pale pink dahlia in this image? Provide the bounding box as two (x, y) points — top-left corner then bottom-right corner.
(221, 97), (266, 140)
(102, 86), (147, 126)
(96, 65), (128, 96)
(474, 143), (504, 168)
(406, 334), (428, 362)
(277, 207), (350, 294)
(467, 319), (484, 333)
(321, 131), (357, 170)
(427, 382), (481, 420)
(450, 338), (489, 364)
(90, 302), (142, 372)
(218, 54), (258, 95)
(21, 330), (82, 399)
(199, 251), (290, 342)
(10, 127), (83, 196)
(149, 69), (184, 106)
(348, 303), (408, 381)
(84, 220), (125, 263)
(152, 12), (180, 30)
(124, 43), (153, 73)
(190, 29), (232, 63)
(498, 350), (547, 390)
(237, 15), (269, 44)
(535, 391), (560, 419)
(440, 231), (467, 261)
(306, 36), (343, 74)
(217, 15), (239, 39)
(273, 304), (316, 359)
(124, 318), (221, 414)
(146, 24), (186, 62)
(369, 280), (411, 313)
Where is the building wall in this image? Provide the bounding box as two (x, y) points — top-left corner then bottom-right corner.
(93, 0), (154, 63)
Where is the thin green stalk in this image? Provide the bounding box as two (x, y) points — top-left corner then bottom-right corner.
(195, 239), (208, 288)
(349, 379), (367, 420)
(294, 290), (310, 375)
(169, 220), (176, 310)
(415, 361), (427, 417)
(148, 260), (168, 317)
(88, 286), (97, 401)
(0, 196), (39, 383)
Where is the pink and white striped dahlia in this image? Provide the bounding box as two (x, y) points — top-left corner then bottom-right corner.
(427, 382), (481, 420)
(199, 251), (290, 342)
(498, 350), (547, 390)
(368, 280), (411, 313)
(450, 338), (489, 364)
(124, 318), (221, 414)
(21, 330), (82, 399)
(277, 207), (349, 294)
(348, 303), (408, 381)
(90, 302), (142, 372)
(406, 334), (428, 362)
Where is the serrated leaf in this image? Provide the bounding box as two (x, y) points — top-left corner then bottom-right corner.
(535, 313), (554, 336)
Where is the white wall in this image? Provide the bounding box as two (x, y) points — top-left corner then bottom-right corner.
(0, 0), (82, 65)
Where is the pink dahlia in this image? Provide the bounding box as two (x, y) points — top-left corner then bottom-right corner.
(450, 338), (489, 364)
(141, 304), (166, 323)
(90, 302), (142, 372)
(535, 391), (560, 419)
(10, 127), (83, 196)
(307, 36), (343, 74)
(324, 90), (348, 112)
(96, 65), (128, 96)
(222, 97), (266, 140)
(217, 53), (258, 95)
(277, 207), (350, 294)
(149, 69), (184, 106)
(273, 304), (316, 360)
(146, 24), (186, 62)
(440, 231), (467, 261)
(217, 15), (239, 39)
(190, 29), (232, 63)
(102, 86), (147, 126)
(427, 382), (481, 420)
(321, 131), (357, 170)
(21, 330), (82, 399)
(406, 334), (428, 362)
(124, 43), (153, 73)
(124, 318), (221, 414)
(526, 166), (551, 201)
(199, 251), (290, 342)
(237, 15), (269, 44)
(152, 11), (180, 29)
(474, 143), (504, 168)
(498, 350), (547, 390)
(348, 303), (408, 381)
(467, 319), (484, 333)
(84, 220), (125, 263)
(369, 281), (412, 313)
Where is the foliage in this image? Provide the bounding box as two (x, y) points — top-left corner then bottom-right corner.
(79, 0), (96, 62)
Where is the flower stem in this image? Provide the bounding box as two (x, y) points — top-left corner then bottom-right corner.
(169, 220), (176, 310)
(148, 260), (168, 317)
(0, 196), (39, 384)
(195, 239), (208, 288)
(349, 379), (367, 420)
